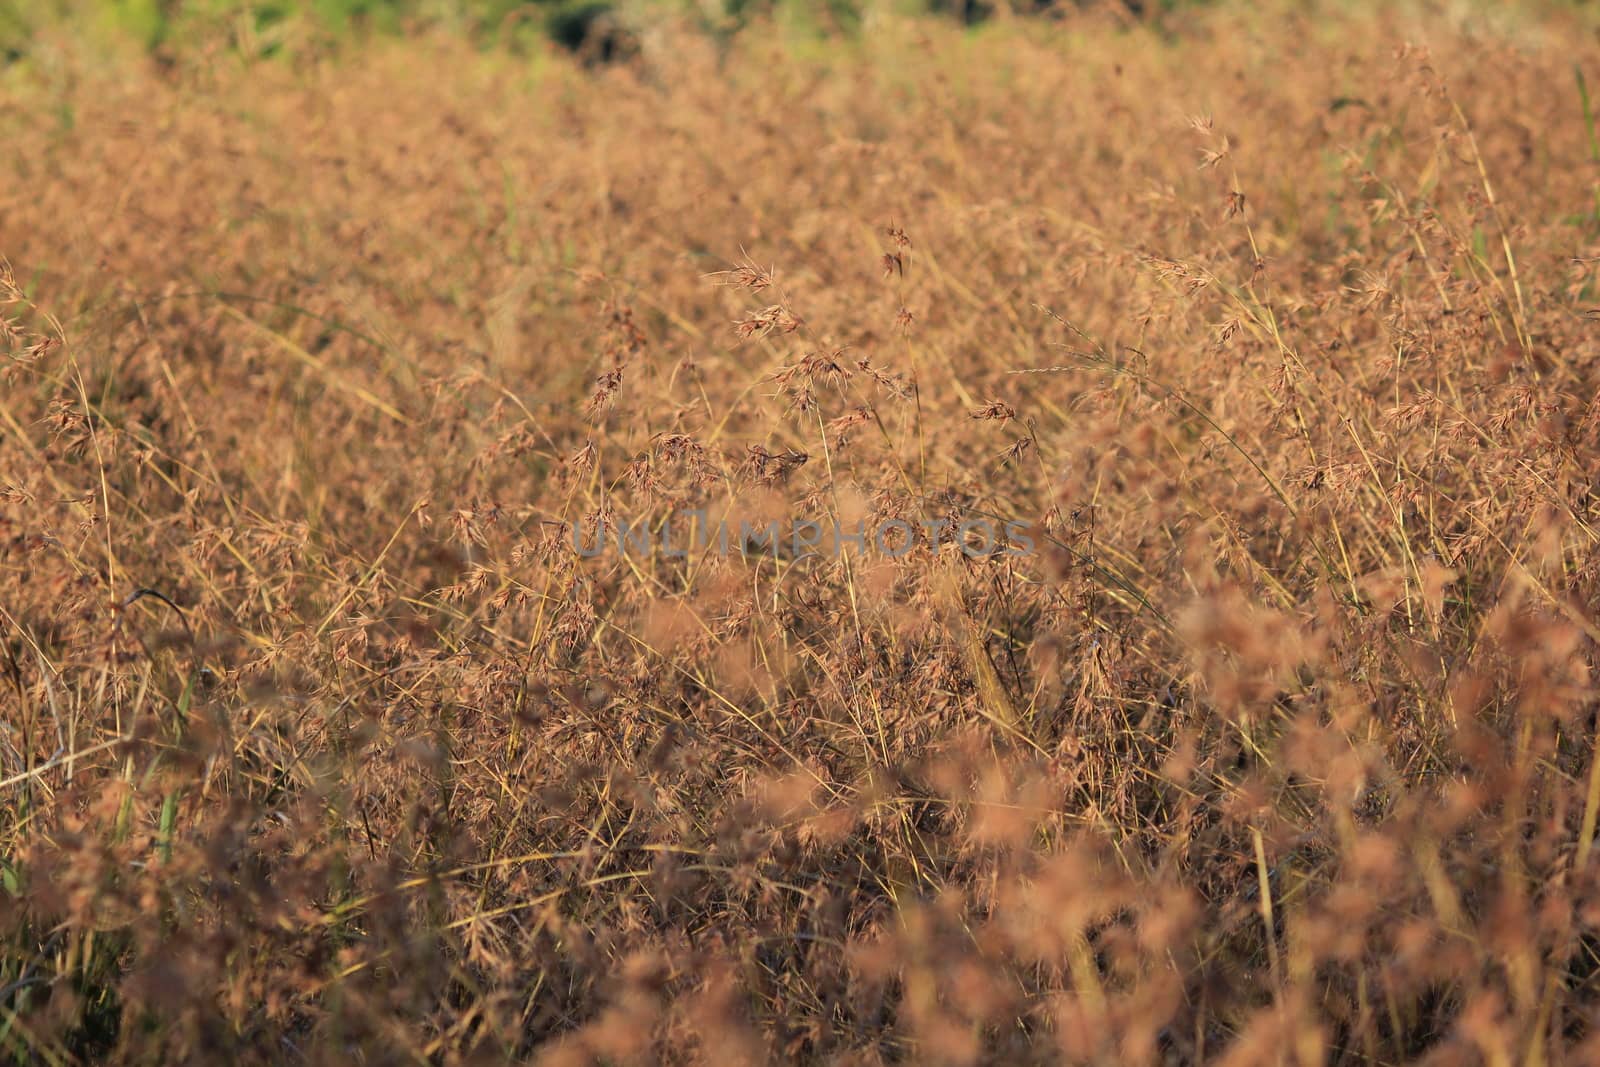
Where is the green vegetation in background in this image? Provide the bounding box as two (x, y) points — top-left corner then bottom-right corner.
(0, 0), (1176, 62)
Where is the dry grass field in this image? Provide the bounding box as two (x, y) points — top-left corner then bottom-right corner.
(5, 2), (1600, 1061)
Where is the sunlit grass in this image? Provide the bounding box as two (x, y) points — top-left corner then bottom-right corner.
(4, 3), (1600, 1061)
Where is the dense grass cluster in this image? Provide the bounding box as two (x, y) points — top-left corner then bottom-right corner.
(5, 2), (1600, 1061)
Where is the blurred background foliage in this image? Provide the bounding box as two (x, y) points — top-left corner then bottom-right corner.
(0, 0), (1186, 62)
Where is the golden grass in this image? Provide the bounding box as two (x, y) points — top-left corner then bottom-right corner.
(4, 3), (1600, 1061)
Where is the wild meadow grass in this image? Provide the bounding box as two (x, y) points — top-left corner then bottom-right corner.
(4, 2), (1600, 1061)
